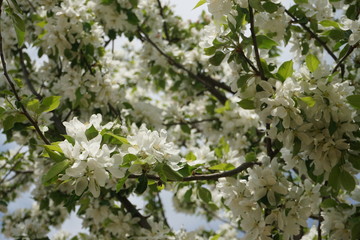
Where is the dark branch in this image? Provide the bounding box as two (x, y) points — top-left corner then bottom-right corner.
(0, 2), (50, 145)
(116, 194), (151, 230)
(284, 9), (338, 62)
(157, 192), (170, 228)
(332, 40), (360, 74)
(128, 161), (259, 182)
(248, 6), (266, 80)
(18, 48), (66, 135)
(156, 0), (171, 42)
(18, 48), (42, 99)
(163, 118), (218, 127)
(137, 28), (230, 105)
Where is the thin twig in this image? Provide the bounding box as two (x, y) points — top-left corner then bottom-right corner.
(235, 47), (260, 75)
(332, 40), (360, 74)
(19, 48), (66, 134)
(284, 9), (338, 62)
(117, 194), (151, 230)
(248, 5), (266, 80)
(163, 118), (218, 127)
(18, 48), (42, 99)
(317, 209), (322, 240)
(156, 192), (170, 228)
(0, 1), (50, 145)
(138, 28), (230, 105)
(128, 161), (259, 182)
(156, 0), (170, 42)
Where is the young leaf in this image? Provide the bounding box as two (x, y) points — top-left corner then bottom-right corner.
(42, 160), (70, 184)
(277, 60), (293, 82)
(39, 96), (62, 113)
(193, 0), (206, 10)
(103, 132), (129, 144)
(209, 163), (235, 171)
(256, 35), (278, 49)
(305, 54), (320, 72)
(116, 174), (129, 192)
(11, 12), (25, 47)
(299, 96), (316, 107)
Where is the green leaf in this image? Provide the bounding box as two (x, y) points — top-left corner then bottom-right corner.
(42, 160), (70, 184)
(26, 99), (40, 113)
(38, 96), (61, 113)
(10, 0), (22, 13)
(328, 165), (341, 190)
(209, 51), (226, 66)
(3, 114), (27, 131)
(340, 169), (356, 192)
(135, 174), (148, 194)
(237, 74), (252, 89)
(305, 54), (320, 72)
(204, 46), (217, 56)
(180, 124), (191, 134)
(238, 99), (255, 109)
(299, 96), (316, 107)
(126, 11), (139, 25)
(348, 154), (360, 170)
(198, 187), (212, 203)
(249, 0), (264, 11)
(162, 164), (183, 181)
(43, 145), (66, 162)
(193, 0), (206, 9)
(319, 20), (341, 29)
(85, 125), (98, 141)
(209, 163), (235, 171)
(103, 132), (129, 144)
(245, 152), (257, 162)
(256, 35), (278, 49)
(321, 198), (337, 208)
(116, 173), (129, 192)
(263, 2), (278, 13)
(123, 154), (138, 165)
(352, 220), (360, 240)
(294, 0), (308, 3)
(277, 60), (293, 82)
(185, 151), (197, 161)
(347, 95), (360, 109)
(10, 12), (25, 47)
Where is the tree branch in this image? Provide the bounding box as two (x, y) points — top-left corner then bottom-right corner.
(332, 40), (360, 74)
(128, 161), (259, 182)
(18, 48), (42, 99)
(163, 118), (218, 127)
(137, 28), (230, 104)
(0, 2), (50, 145)
(156, 192), (170, 228)
(116, 194), (151, 230)
(248, 5), (266, 80)
(18, 48), (66, 135)
(156, 0), (171, 42)
(284, 9), (338, 62)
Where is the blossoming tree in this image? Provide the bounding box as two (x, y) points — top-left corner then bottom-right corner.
(1, 0), (360, 239)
